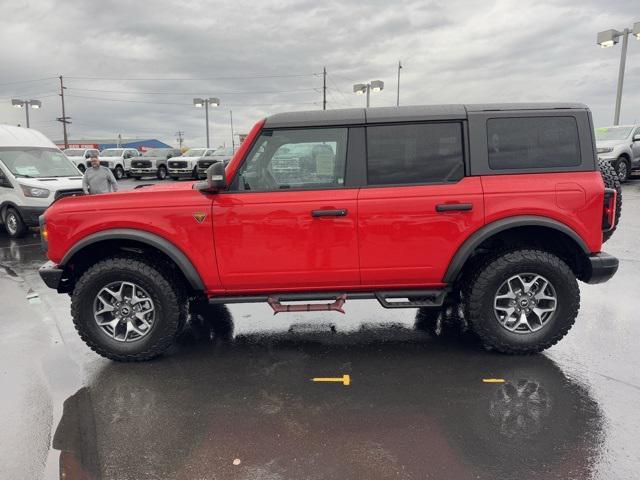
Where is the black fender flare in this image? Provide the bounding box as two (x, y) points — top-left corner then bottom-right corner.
(61, 229), (205, 291)
(443, 216), (589, 283)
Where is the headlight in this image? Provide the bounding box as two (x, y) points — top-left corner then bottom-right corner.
(20, 184), (50, 198)
(597, 147), (613, 154)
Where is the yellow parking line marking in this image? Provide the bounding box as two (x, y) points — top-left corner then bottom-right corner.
(312, 374), (350, 386)
(483, 378), (506, 383)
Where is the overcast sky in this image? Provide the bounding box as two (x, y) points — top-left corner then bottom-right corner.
(1, 0), (638, 148)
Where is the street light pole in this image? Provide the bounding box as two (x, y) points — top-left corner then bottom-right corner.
(614, 29), (629, 126)
(194, 97), (220, 148)
(597, 22), (640, 125)
(11, 99), (42, 128)
(353, 80), (384, 108)
(205, 101), (210, 148)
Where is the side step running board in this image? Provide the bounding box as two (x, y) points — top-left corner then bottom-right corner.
(268, 294), (347, 315)
(210, 289), (447, 311)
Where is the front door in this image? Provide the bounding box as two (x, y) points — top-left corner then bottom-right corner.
(213, 126), (359, 292)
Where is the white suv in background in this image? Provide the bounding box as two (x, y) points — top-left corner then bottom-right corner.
(92, 148), (141, 179)
(168, 147), (216, 180)
(63, 148), (100, 173)
(0, 125), (84, 238)
(595, 125), (640, 182)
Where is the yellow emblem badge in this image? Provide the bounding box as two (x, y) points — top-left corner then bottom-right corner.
(193, 212), (207, 223)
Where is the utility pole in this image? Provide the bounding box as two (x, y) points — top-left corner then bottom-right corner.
(396, 61), (402, 107)
(230, 110), (235, 150)
(322, 66), (327, 110)
(117, 134), (122, 148)
(176, 131), (184, 149)
(57, 76), (71, 148)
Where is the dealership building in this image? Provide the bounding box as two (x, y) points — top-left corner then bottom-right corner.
(55, 138), (172, 151)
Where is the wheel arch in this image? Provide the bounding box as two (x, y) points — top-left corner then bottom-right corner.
(61, 229), (205, 291)
(444, 216), (590, 284)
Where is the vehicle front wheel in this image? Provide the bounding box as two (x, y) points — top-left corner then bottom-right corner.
(4, 207), (27, 238)
(157, 165), (167, 180)
(615, 156), (630, 182)
(463, 249), (579, 354)
(192, 166), (199, 179)
(71, 256), (187, 361)
(77, 164), (86, 173)
(114, 165), (125, 180)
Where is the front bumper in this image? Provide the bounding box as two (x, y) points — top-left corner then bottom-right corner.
(130, 168), (156, 174)
(168, 169), (195, 177)
(17, 206), (48, 227)
(583, 252), (619, 284)
(39, 260), (64, 289)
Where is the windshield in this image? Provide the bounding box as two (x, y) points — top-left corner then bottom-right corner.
(183, 149), (205, 157)
(143, 149), (166, 157)
(0, 148), (80, 178)
(212, 147), (234, 156)
(595, 127), (633, 141)
(63, 149), (86, 156)
(101, 149), (124, 157)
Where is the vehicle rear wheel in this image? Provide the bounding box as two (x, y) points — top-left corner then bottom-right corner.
(4, 207), (27, 238)
(615, 156), (630, 182)
(71, 256), (187, 361)
(157, 165), (167, 180)
(463, 249), (579, 354)
(114, 165), (125, 180)
(192, 166), (198, 179)
(598, 158), (622, 242)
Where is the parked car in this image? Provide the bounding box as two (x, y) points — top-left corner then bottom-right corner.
(39, 103), (620, 361)
(168, 148), (217, 180)
(63, 148), (100, 173)
(130, 148), (182, 180)
(196, 147), (238, 178)
(595, 124), (640, 182)
(88, 148), (141, 180)
(0, 125), (83, 238)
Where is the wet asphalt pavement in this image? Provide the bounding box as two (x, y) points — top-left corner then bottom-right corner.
(1, 177), (640, 479)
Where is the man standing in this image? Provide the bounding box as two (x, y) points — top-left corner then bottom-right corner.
(82, 152), (119, 194)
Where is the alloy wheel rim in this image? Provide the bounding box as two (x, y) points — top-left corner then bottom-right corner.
(93, 281), (155, 342)
(6, 214), (17, 234)
(493, 273), (557, 334)
(619, 161), (627, 179)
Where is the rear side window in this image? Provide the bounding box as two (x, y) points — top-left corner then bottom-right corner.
(487, 117), (581, 170)
(366, 123), (464, 186)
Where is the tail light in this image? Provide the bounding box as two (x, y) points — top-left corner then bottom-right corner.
(602, 188), (617, 231)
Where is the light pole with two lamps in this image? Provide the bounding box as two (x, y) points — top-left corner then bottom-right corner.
(193, 97), (220, 148)
(353, 80), (384, 108)
(11, 99), (42, 128)
(596, 22), (640, 125)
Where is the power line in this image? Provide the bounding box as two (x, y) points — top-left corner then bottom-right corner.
(65, 94), (319, 107)
(65, 73), (321, 81)
(65, 87), (318, 96)
(0, 76), (57, 86)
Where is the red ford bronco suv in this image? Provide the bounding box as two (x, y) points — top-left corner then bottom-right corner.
(38, 103), (620, 361)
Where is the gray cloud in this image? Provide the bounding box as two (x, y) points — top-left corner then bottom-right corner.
(1, 0), (639, 148)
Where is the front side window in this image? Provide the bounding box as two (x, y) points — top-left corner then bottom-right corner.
(366, 123), (464, 185)
(0, 148), (79, 178)
(488, 117), (581, 170)
(232, 128), (347, 191)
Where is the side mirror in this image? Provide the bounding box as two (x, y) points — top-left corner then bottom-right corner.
(196, 161), (226, 193)
(633, 134), (640, 142)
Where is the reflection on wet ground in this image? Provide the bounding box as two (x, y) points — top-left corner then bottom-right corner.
(53, 311), (603, 480)
(1, 180), (640, 479)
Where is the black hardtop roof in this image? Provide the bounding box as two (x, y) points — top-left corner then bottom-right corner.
(264, 103), (589, 128)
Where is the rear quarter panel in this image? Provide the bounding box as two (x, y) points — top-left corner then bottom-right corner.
(481, 171), (604, 253)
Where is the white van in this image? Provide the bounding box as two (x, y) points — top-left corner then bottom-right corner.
(0, 125), (84, 238)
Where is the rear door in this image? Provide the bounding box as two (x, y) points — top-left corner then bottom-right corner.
(212, 126), (361, 291)
(357, 122), (484, 286)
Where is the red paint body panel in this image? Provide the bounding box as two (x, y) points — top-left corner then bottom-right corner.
(480, 172), (604, 253)
(212, 189), (359, 290)
(45, 186), (223, 292)
(357, 178), (485, 285)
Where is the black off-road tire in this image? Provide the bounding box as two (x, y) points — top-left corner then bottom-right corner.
(598, 158), (622, 242)
(463, 249), (580, 354)
(71, 256), (187, 361)
(114, 165), (125, 180)
(4, 207), (27, 238)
